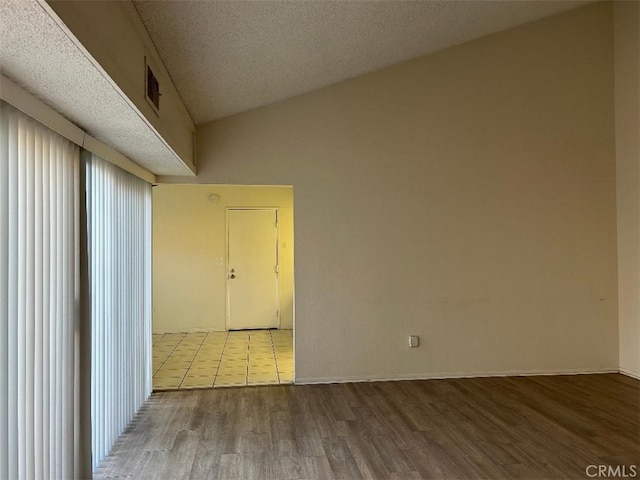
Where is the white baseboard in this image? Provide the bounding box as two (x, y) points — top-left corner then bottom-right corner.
(295, 368), (619, 385)
(619, 368), (640, 380)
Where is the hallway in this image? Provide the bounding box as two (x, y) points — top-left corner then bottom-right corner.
(152, 329), (293, 390)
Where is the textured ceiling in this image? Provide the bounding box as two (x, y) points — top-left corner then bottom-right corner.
(0, 0), (193, 176)
(134, 0), (593, 125)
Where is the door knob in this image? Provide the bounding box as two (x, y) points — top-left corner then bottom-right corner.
(230, 273), (236, 279)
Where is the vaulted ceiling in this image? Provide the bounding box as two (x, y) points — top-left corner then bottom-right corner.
(134, 0), (592, 125)
(1, 0), (594, 176)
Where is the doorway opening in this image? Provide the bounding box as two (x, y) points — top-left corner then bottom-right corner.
(151, 185), (294, 391)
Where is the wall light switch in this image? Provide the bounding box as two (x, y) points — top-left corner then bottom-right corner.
(409, 335), (420, 348)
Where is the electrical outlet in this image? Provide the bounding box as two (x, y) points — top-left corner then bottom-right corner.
(409, 335), (419, 348)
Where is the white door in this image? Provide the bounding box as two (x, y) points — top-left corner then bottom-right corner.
(227, 209), (279, 330)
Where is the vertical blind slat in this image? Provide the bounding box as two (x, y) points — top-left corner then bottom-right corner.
(33, 129), (43, 480)
(0, 101), (10, 480)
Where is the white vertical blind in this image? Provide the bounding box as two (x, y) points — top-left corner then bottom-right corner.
(1, 99), (153, 477)
(86, 153), (152, 471)
(0, 100), (81, 479)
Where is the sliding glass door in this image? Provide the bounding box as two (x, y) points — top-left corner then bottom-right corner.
(0, 100), (81, 480)
(86, 153), (152, 470)
(1, 100), (153, 478)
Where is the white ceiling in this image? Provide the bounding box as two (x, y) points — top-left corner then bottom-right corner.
(134, 0), (593, 125)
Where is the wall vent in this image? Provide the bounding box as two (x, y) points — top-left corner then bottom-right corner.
(145, 57), (160, 115)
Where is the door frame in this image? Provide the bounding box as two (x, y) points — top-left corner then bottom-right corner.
(225, 207), (280, 331)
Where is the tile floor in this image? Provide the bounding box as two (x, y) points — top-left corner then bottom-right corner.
(152, 329), (293, 390)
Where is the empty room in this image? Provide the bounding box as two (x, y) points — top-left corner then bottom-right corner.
(1, 0), (638, 479)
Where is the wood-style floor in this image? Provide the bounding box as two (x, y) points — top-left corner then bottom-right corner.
(94, 374), (639, 480)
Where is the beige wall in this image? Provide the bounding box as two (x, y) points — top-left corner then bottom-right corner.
(615, 1), (640, 378)
(164, 3), (618, 382)
(153, 185), (294, 333)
